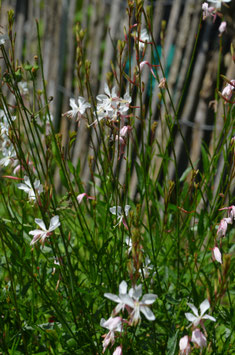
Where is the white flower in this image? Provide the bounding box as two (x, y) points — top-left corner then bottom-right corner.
(90, 85), (131, 127)
(0, 112), (16, 140)
(138, 29), (150, 51)
(96, 83), (119, 112)
(18, 82), (28, 95)
(0, 34), (8, 45)
(125, 237), (132, 254)
(140, 257), (156, 279)
(100, 317), (122, 353)
(109, 205), (131, 228)
(179, 335), (191, 355)
(120, 284), (157, 325)
(185, 299), (216, 328)
(104, 280), (128, 314)
(29, 215), (60, 247)
(208, 0), (231, 9)
(17, 175), (43, 201)
(0, 146), (16, 166)
(212, 246), (222, 264)
(119, 91), (132, 112)
(191, 328), (207, 348)
(64, 96), (91, 122)
(52, 258), (60, 275)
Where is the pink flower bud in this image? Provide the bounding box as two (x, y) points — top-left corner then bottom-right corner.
(222, 80), (235, 100)
(202, 3), (216, 21)
(120, 125), (132, 137)
(113, 346), (122, 355)
(191, 329), (207, 349)
(219, 21), (227, 34)
(77, 192), (95, 203)
(229, 205), (235, 220)
(179, 335), (191, 354)
(212, 246), (222, 264)
(217, 218), (228, 238)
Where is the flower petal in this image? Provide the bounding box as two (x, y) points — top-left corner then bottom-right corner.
(202, 314), (216, 322)
(96, 94), (107, 102)
(124, 205), (131, 216)
(119, 294), (134, 308)
(77, 193), (87, 203)
(69, 98), (77, 110)
(179, 335), (190, 351)
(200, 299), (210, 316)
(140, 306), (155, 321)
(185, 312), (197, 323)
(187, 303), (199, 317)
(100, 318), (106, 327)
(29, 229), (44, 236)
(30, 233), (45, 245)
(113, 346), (122, 355)
(49, 215), (60, 231)
(35, 218), (46, 231)
(109, 206), (122, 216)
(104, 83), (111, 96)
(17, 183), (30, 192)
(141, 293), (158, 305)
(119, 280), (127, 295)
(131, 284), (142, 300)
(104, 293), (120, 303)
(212, 247), (222, 264)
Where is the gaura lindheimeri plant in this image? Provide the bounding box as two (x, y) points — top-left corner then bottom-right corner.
(191, 328), (207, 349)
(104, 282), (157, 325)
(219, 205), (235, 221)
(138, 28), (151, 51)
(212, 246), (222, 264)
(185, 299), (216, 328)
(217, 217), (232, 238)
(63, 96), (91, 122)
(77, 192), (95, 203)
(221, 79), (235, 100)
(0, 145), (16, 166)
(90, 83), (131, 126)
(125, 237), (132, 254)
(109, 205), (131, 228)
(1, 1), (234, 353)
(100, 316), (123, 353)
(202, 3), (216, 20)
(120, 284), (157, 325)
(115, 125), (132, 159)
(17, 175), (43, 201)
(104, 280), (128, 315)
(29, 215), (60, 247)
(179, 335), (191, 355)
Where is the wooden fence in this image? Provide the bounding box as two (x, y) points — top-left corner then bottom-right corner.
(1, 0), (235, 198)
